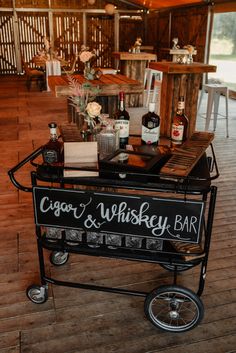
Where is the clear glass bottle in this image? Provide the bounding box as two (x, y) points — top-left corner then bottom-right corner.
(114, 91), (130, 149)
(97, 124), (119, 160)
(141, 102), (160, 145)
(171, 96), (188, 146)
(42, 122), (63, 164)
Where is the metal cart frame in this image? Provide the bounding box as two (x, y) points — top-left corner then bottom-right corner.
(8, 144), (219, 333)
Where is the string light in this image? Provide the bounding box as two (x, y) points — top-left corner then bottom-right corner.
(87, 0), (96, 5)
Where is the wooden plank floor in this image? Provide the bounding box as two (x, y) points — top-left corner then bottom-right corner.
(0, 75), (236, 353)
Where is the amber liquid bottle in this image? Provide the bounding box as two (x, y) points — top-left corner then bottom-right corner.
(141, 102), (160, 145)
(42, 122), (63, 164)
(114, 91), (130, 149)
(171, 96), (188, 147)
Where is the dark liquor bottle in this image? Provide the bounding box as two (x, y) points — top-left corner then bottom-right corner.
(141, 102), (160, 145)
(42, 122), (63, 164)
(171, 96), (188, 146)
(114, 91), (130, 148)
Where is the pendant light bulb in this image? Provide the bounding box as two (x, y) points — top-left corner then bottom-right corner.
(105, 3), (115, 15)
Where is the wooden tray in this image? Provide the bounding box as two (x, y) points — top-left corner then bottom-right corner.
(60, 124), (83, 142)
(160, 131), (214, 178)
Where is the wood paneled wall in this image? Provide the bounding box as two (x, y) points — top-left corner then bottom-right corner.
(0, 0), (210, 75)
(0, 0), (145, 74)
(147, 4), (209, 63)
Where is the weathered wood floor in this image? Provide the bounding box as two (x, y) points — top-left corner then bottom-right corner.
(0, 76), (236, 353)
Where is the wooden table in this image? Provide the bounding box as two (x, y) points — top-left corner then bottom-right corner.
(149, 61), (217, 138)
(48, 73), (144, 116)
(112, 52), (157, 83)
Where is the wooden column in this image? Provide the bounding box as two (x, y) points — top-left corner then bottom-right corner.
(149, 62), (217, 138)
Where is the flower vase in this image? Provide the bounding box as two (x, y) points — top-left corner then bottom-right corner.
(84, 61), (95, 80)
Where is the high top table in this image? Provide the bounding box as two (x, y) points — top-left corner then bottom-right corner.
(149, 62), (217, 138)
(112, 52), (157, 83)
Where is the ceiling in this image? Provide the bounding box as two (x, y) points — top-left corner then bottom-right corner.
(125, 0), (206, 10)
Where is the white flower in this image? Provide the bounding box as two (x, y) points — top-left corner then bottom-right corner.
(79, 51), (95, 63)
(86, 102), (102, 118)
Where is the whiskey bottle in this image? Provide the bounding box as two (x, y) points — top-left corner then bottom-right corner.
(141, 102), (160, 145)
(114, 91), (130, 148)
(171, 96), (188, 146)
(42, 122), (63, 164)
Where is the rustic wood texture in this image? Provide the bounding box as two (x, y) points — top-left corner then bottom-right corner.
(113, 52), (157, 85)
(149, 62), (217, 138)
(48, 73), (144, 115)
(119, 17), (144, 52)
(0, 76), (236, 352)
(160, 131), (214, 177)
(148, 4), (208, 63)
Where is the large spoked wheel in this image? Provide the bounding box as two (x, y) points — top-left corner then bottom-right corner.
(26, 284), (48, 304)
(50, 251), (69, 266)
(144, 285), (204, 333)
(160, 263), (194, 272)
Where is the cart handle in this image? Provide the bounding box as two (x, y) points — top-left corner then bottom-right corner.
(8, 146), (43, 192)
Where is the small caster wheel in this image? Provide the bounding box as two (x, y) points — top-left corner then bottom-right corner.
(144, 285), (204, 333)
(26, 284), (48, 304)
(160, 263), (194, 272)
(50, 251), (69, 266)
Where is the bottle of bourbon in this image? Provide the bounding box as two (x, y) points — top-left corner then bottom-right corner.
(141, 102), (160, 145)
(42, 122), (63, 164)
(171, 96), (188, 147)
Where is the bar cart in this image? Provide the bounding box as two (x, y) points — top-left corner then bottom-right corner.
(8, 132), (219, 333)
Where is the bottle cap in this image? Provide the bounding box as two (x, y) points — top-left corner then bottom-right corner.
(119, 91), (125, 100)
(48, 122), (57, 128)
(149, 102), (156, 112)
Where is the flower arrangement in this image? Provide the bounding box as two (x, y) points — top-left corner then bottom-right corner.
(79, 45), (97, 80)
(67, 73), (102, 130)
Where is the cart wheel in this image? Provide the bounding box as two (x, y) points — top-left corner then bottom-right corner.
(144, 285), (204, 333)
(26, 284), (48, 304)
(50, 251), (69, 266)
(160, 263), (194, 272)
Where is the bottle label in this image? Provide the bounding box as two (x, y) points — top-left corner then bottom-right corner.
(115, 120), (129, 138)
(43, 149), (58, 164)
(171, 123), (184, 144)
(142, 125), (160, 144)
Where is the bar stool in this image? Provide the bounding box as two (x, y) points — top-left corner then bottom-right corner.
(144, 68), (162, 108)
(198, 83), (229, 137)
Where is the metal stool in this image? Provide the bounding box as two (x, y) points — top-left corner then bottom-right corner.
(198, 83), (229, 137)
(144, 68), (162, 108)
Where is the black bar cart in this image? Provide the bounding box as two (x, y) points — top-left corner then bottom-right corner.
(8, 133), (219, 333)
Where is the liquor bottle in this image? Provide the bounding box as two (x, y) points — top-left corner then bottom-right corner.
(141, 102), (160, 145)
(171, 96), (188, 146)
(114, 91), (130, 148)
(42, 122), (63, 164)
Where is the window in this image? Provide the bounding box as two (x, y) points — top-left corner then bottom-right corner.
(209, 12), (236, 91)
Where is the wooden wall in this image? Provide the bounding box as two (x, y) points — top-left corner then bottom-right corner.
(0, 1), (213, 75)
(146, 4), (209, 63)
(0, 0), (145, 74)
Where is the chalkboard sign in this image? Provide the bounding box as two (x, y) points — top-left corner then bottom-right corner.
(33, 186), (205, 244)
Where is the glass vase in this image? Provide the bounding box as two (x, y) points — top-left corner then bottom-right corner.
(84, 61), (95, 80)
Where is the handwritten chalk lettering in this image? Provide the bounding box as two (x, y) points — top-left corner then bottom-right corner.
(34, 187), (204, 243)
(174, 215), (198, 233)
(84, 214), (106, 229)
(96, 201), (169, 236)
(39, 196), (92, 219)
